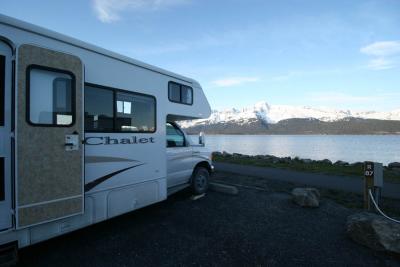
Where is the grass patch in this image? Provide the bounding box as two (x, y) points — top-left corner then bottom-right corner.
(213, 154), (400, 183)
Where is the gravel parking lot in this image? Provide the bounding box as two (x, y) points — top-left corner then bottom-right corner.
(17, 172), (398, 267)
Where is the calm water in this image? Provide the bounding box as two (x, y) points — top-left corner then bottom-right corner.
(193, 135), (400, 165)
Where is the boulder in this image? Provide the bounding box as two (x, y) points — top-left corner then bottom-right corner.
(388, 162), (400, 169)
(279, 157), (291, 163)
(222, 151), (231, 157)
(320, 159), (332, 165)
(291, 188), (320, 208)
(272, 159), (280, 164)
(334, 160), (349, 166)
(209, 182), (239, 195)
(212, 151), (222, 157)
(346, 212), (400, 254)
(350, 162), (363, 168)
(262, 155), (271, 160)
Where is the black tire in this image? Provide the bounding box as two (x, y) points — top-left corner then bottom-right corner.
(191, 167), (210, 195)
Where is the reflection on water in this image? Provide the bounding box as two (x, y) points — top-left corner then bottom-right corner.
(192, 135), (400, 165)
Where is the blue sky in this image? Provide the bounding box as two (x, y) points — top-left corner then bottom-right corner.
(1, 0), (400, 111)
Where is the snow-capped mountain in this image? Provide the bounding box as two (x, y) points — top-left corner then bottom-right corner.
(180, 101), (400, 128)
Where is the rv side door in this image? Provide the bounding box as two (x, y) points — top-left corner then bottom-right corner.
(15, 44), (84, 228)
(0, 40), (12, 231)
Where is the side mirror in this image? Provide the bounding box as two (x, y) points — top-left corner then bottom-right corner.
(199, 132), (205, 146)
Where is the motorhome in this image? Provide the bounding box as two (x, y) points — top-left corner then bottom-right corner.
(0, 14), (213, 262)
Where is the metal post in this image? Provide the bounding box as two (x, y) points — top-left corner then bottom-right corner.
(364, 162), (383, 211)
(364, 162), (374, 211)
(364, 176), (374, 210)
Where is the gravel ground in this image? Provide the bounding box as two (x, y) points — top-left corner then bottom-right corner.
(17, 172), (398, 267)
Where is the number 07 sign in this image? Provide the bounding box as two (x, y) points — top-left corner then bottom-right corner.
(364, 161), (374, 177)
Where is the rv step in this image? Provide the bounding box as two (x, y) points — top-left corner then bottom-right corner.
(0, 242), (18, 267)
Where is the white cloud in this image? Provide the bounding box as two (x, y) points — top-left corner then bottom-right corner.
(360, 41), (400, 56)
(92, 0), (189, 23)
(360, 41), (400, 70)
(310, 92), (380, 104)
(367, 58), (395, 70)
(302, 91), (400, 111)
(126, 28), (254, 56)
(308, 91), (400, 105)
(211, 77), (260, 87)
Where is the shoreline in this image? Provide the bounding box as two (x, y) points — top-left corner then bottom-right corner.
(212, 151), (400, 183)
(188, 133), (400, 136)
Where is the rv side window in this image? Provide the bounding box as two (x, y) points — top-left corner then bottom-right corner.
(168, 82), (193, 105)
(85, 84), (156, 133)
(27, 66), (75, 126)
(115, 92), (156, 132)
(168, 82), (180, 102)
(166, 123), (185, 147)
(85, 86), (114, 132)
(181, 85), (193, 105)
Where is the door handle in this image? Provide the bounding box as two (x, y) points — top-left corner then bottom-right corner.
(65, 134), (79, 151)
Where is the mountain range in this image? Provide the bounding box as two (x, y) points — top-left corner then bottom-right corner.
(181, 101), (400, 135)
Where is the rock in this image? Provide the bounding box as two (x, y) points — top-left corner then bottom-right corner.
(272, 158), (280, 164)
(388, 162), (400, 169)
(267, 155), (279, 162)
(320, 159), (332, 165)
(278, 157), (291, 163)
(222, 151), (231, 157)
(346, 212), (400, 254)
(209, 182), (239, 195)
(334, 160), (349, 166)
(350, 162), (363, 167)
(291, 188), (320, 208)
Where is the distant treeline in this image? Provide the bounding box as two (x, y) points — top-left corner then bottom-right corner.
(183, 118), (400, 135)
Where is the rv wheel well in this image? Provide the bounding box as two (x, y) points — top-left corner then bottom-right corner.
(193, 161), (211, 175)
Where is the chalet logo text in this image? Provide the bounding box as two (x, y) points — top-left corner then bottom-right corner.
(84, 136), (155, 145)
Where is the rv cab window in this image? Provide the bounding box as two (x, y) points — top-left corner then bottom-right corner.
(166, 123), (185, 147)
(27, 66), (74, 126)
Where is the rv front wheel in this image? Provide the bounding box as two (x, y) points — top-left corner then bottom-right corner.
(191, 167), (209, 195)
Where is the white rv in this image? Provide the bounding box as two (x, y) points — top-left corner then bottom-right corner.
(0, 14), (213, 261)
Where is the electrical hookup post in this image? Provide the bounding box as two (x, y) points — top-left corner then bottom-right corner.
(364, 161), (383, 211)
